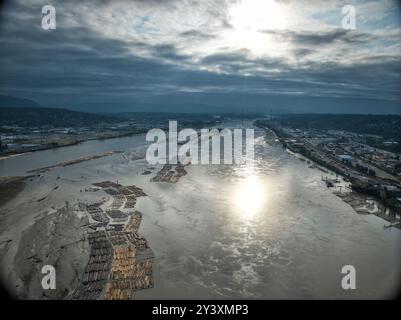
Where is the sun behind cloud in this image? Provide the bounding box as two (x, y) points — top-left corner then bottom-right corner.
(225, 0), (290, 56)
(229, 0), (288, 31)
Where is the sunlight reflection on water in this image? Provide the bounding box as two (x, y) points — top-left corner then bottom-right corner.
(233, 170), (267, 221)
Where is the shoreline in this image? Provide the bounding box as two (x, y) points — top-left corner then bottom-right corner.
(26, 151), (124, 174)
(256, 122), (401, 229)
(0, 130), (146, 161)
(334, 191), (401, 229)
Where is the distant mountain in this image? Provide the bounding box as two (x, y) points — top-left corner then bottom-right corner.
(0, 95), (41, 108)
(0, 107), (124, 128)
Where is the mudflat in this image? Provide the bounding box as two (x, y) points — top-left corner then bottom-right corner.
(0, 176), (26, 207)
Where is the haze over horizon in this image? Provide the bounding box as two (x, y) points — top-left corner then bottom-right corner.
(0, 0), (400, 114)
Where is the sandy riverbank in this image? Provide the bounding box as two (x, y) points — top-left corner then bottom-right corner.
(0, 171), (94, 299)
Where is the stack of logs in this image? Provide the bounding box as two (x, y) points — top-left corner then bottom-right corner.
(150, 163), (189, 183)
(71, 181), (153, 300)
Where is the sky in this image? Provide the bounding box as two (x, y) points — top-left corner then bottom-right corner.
(0, 0), (400, 114)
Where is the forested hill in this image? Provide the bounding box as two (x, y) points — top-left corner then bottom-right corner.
(0, 95), (40, 108)
(0, 107), (123, 128)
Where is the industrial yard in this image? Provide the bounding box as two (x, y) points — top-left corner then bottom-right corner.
(256, 117), (401, 227)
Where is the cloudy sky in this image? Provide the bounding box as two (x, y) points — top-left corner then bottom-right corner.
(0, 0), (400, 113)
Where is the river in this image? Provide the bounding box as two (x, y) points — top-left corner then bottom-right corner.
(0, 120), (400, 299)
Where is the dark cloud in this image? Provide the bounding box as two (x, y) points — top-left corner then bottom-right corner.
(179, 30), (216, 40)
(0, 0), (400, 114)
(201, 50), (250, 64)
(151, 44), (191, 61)
(292, 48), (315, 57)
(261, 28), (376, 46)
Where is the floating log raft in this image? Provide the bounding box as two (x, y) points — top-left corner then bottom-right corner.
(125, 232), (148, 251)
(72, 181), (153, 300)
(126, 185), (147, 197)
(106, 224), (125, 231)
(87, 204), (109, 224)
(123, 195), (137, 209)
(124, 211), (142, 233)
(151, 163), (189, 183)
(106, 209), (128, 220)
(110, 195), (126, 209)
(93, 181), (121, 189)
